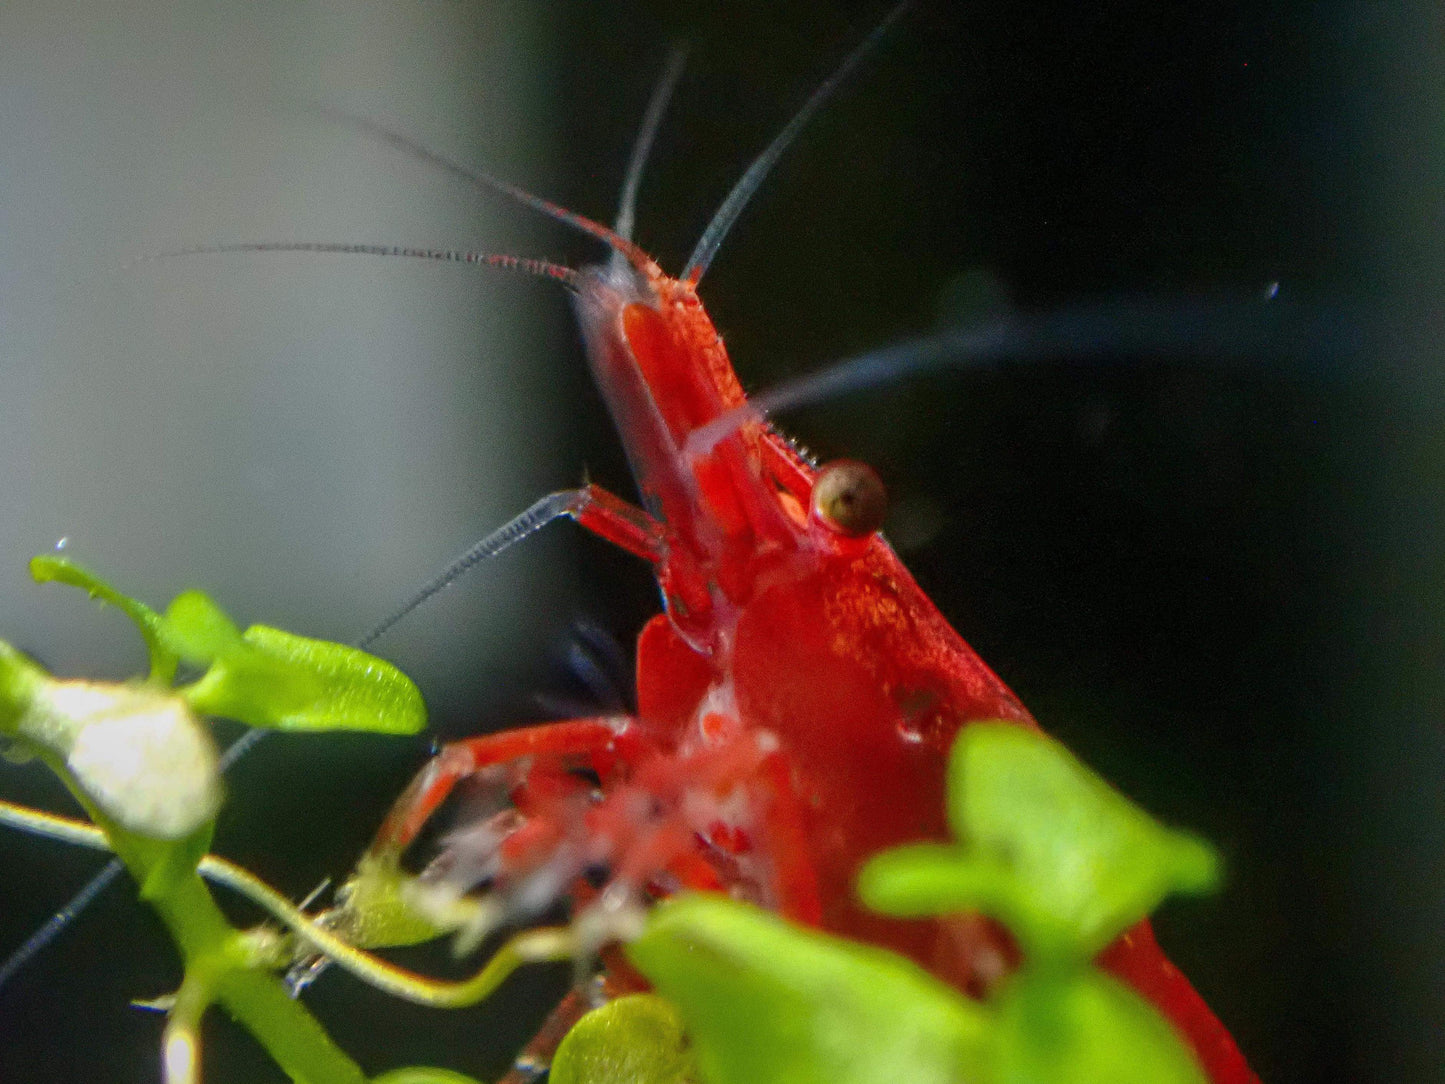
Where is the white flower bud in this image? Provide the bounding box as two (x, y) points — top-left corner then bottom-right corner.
(32, 682), (222, 839)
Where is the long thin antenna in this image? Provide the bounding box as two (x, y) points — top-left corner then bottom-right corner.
(683, 294), (1359, 458)
(613, 46), (689, 248)
(0, 859), (124, 992)
(354, 490), (587, 652)
(132, 242), (581, 290)
(318, 108), (657, 276)
(681, 1), (912, 284)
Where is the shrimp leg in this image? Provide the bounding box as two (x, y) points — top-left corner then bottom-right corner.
(372, 717), (649, 853)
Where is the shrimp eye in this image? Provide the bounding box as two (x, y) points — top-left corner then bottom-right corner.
(811, 460), (887, 538)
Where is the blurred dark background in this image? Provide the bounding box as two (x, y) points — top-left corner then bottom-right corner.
(0, 2), (1440, 1082)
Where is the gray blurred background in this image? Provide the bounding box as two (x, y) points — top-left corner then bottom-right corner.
(1, 2), (1441, 1082)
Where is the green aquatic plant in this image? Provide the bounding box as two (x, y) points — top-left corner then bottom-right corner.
(0, 557), (443, 1084)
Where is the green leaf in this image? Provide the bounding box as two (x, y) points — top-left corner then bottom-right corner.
(183, 623), (426, 734)
(857, 843), (1062, 954)
(162, 589), (246, 660)
(990, 967), (1207, 1084)
(371, 1070), (484, 1084)
(30, 555), (178, 681)
(551, 995), (697, 1084)
(860, 723), (1219, 957)
(627, 894), (987, 1084)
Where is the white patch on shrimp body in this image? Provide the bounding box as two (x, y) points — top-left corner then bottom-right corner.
(679, 677), (794, 904)
(684, 781), (757, 840)
(685, 678), (741, 750)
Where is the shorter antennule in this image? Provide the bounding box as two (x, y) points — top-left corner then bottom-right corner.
(614, 46), (689, 248)
(314, 107), (660, 277)
(129, 242), (581, 290)
(682, 0), (913, 284)
(683, 293), (1359, 458)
